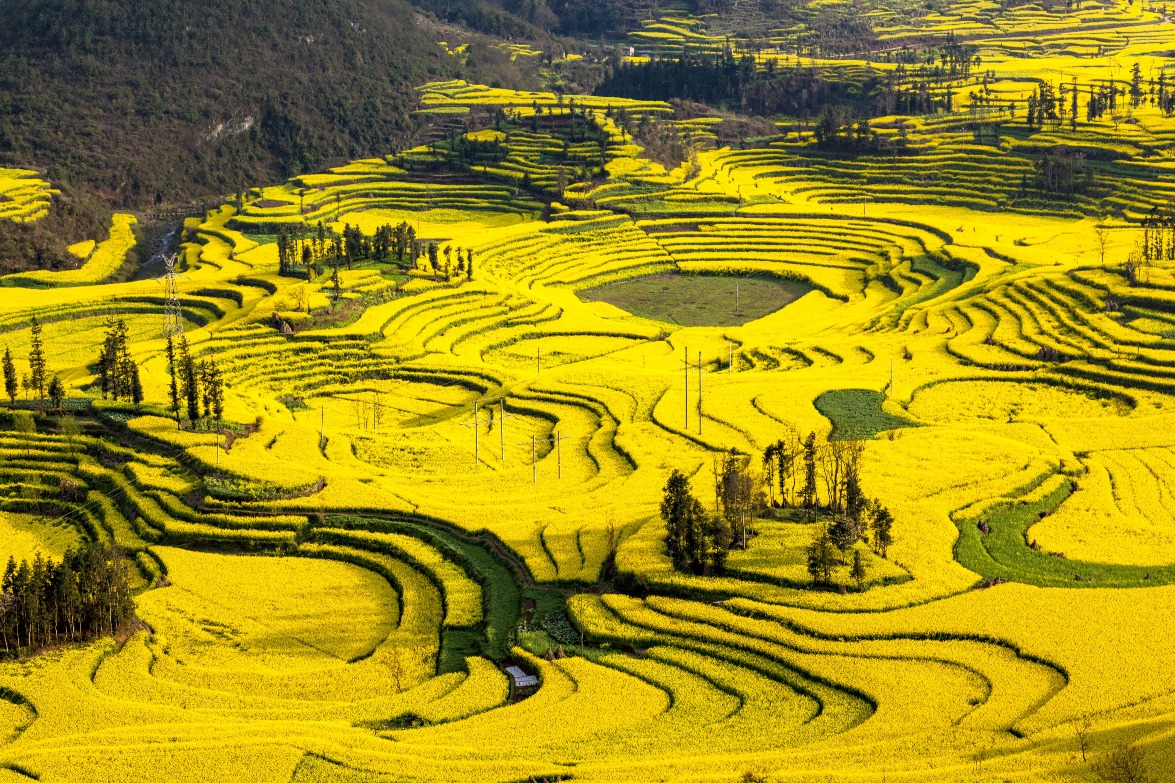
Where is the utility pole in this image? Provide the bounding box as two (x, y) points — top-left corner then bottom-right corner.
(552, 430), (571, 478)
(537, 346), (541, 375)
(460, 398), (500, 466)
(473, 400), (480, 465)
(532, 434), (537, 483)
(890, 358), (894, 398)
(500, 398), (508, 462)
(697, 353), (703, 435)
(682, 351), (705, 435)
(320, 405), (325, 446)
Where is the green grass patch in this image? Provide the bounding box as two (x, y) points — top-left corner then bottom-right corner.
(578, 272), (810, 327)
(956, 481), (1175, 588)
(814, 389), (920, 441)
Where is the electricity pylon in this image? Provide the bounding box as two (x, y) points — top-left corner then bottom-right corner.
(158, 254), (185, 337)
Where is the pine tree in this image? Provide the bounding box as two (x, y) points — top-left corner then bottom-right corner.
(806, 523), (836, 586)
(130, 363), (143, 408)
(46, 376), (65, 411)
(165, 335), (181, 424)
(843, 465), (867, 540)
(27, 316), (45, 411)
(800, 432), (818, 509)
(199, 361), (213, 418)
(684, 495), (708, 575)
(870, 504), (894, 558)
(829, 514), (857, 557)
(850, 549), (867, 592)
(706, 511), (733, 573)
(2, 346), (16, 404)
(661, 470), (693, 571)
(179, 337), (199, 423)
(210, 363), (224, 420)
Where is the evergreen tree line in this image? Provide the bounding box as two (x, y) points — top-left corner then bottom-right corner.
(96, 318), (143, 405)
(165, 335), (224, 425)
(1026, 64), (1171, 133)
(596, 49), (965, 122)
(418, 244), (476, 282)
(2, 317), (67, 411)
(276, 220), (474, 282)
(0, 542), (135, 654)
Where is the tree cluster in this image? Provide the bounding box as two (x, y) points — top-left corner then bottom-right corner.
(713, 449), (765, 549)
(166, 335), (224, 425)
(418, 244), (475, 282)
(596, 48), (965, 124)
(0, 542), (135, 654)
(661, 469), (733, 575)
(2, 316), (64, 411)
(96, 318), (143, 405)
(1030, 147), (1094, 199)
(761, 430), (895, 587)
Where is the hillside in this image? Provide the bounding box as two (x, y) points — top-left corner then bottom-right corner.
(0, 0), (451, 208)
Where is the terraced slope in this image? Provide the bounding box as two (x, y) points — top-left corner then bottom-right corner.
(6, 39), (1175, 781)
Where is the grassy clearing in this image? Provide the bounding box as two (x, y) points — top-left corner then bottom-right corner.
(815, 389), (921, 440)
(578, 272), (811, 326)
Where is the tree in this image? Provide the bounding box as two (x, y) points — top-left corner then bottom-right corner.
(47, 376), (65, 411)
(661, 470), (693, 570)
(1093, 743), (1151, 783)
(1095, 225), (1111, 265)
(0, 541), (135, 654)
(715, 450), (764, 549)
(199, 361), (213, 418)
(27, 316), (45, 411)
(829, 514), (857, 556)
(806, 522), (836, 586)
(58, 415), (81, 454)
(1, 347), (15, 404)
(1076, 717), (1093, 762)
(661, 470), (730, 575)
(870, 502), (894, 558)
(130, 364), (143, 408)
(800, 432), (818, 510)
(850, 549), (867, 591)
(166, 335), (181, 425)
(467, 249), (475, 280)
(11, 411), (34, 457)
(706, 511), (733, 572)
(843, 453), (868, 539)
(178, 337), (199, 423)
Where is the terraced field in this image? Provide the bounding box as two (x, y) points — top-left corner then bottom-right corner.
(6, 11), (1175, 781)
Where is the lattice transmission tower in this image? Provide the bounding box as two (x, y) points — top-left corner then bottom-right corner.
(159, 254), (185, 337)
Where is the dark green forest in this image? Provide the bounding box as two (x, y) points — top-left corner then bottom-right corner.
(0, 0), (450, 207)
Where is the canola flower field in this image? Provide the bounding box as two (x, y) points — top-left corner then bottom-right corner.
(6, 14), (1175, 782)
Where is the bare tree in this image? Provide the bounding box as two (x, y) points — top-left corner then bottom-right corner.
(1076, 717), (1092, 762)
(1094, 225), (1110, 265)
(1093, 743), (1150, 783)
(819, 439), (846, 514)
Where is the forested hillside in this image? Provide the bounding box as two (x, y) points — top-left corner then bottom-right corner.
(0, 0), (450, 207)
